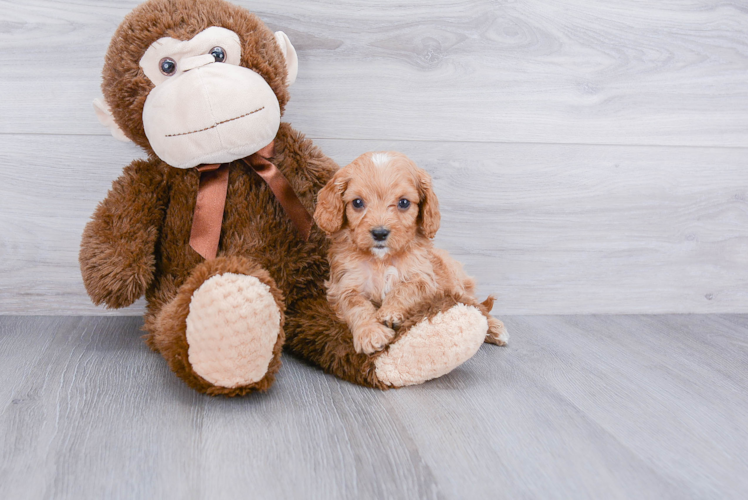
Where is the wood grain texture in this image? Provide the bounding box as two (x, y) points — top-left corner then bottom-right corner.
(1, 314), (747, 499)
(1, 134), (746, 315)
(1, 0), (746, 314)
(1, 0), (747, 146)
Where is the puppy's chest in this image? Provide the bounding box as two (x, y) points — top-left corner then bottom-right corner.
(360, 264), (402, 305)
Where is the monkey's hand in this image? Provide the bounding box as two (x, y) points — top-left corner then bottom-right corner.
(79, 158), (167, 308)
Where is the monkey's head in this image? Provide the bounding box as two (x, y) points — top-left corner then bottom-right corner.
(94, 0), (298, 169)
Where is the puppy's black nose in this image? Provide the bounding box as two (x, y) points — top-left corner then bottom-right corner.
(371, 227), (390, 242)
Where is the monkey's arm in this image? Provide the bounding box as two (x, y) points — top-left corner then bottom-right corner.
(276, 122), (339, 193)
(79, 158), (168, 308)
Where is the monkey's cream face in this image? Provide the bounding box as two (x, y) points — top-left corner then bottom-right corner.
(138, 27), (285, 169)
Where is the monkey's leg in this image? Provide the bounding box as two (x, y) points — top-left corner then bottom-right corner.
(145, 256), (285, 396)
(285, 290), (488, 389)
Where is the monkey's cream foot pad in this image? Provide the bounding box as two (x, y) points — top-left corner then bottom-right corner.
(375, 304), (488, 387)
(186, 273), (281, 388)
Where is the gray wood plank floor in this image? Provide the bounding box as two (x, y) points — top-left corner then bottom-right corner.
(1, 315), (746, 499)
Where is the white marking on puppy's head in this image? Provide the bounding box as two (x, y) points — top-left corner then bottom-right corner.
(370, 152), (391, 169)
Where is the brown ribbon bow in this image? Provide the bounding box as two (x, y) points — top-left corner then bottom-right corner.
(189, 141), (313, 260)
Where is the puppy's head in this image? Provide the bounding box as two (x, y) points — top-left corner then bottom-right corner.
(314, 152), (440, 257)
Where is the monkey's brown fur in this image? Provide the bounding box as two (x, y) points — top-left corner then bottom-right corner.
(100, 0), (291, 153)
(81, 0), (492, 395)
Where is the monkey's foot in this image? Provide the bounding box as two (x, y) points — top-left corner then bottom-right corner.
(186, 273), (281, 389)
(373, 304), (487, 387)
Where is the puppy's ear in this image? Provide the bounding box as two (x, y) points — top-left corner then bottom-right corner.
(314, 169), (349, 234)
(417, 168), (440, 239)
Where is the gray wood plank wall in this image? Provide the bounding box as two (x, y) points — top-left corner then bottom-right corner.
(1, 0), (746, 315)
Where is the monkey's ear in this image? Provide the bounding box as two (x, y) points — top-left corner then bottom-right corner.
(314, 170), (349, 235)
(93, 98), (131, 143)
(417, 169), (441, 239)
(274, 31), (298, 86)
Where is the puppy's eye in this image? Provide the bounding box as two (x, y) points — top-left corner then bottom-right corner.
(351, 198), (365, 209)
(398, 199), (411, 210)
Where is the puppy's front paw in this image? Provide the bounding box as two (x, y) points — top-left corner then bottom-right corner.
(376, 307), (405, 330)
(486, 317), (509, 346)
(353, 322), (396, 354)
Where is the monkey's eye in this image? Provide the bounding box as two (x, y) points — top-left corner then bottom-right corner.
(398, 199), (411, 210)
(351, 198), (365, 210)
(210, 46), (226, 63)
(159, 57), (177, 76)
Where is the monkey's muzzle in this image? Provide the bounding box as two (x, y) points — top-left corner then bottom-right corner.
(142, 62), (282, 169)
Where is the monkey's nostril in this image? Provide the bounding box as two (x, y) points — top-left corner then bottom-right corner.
(371, 227), (390, 242)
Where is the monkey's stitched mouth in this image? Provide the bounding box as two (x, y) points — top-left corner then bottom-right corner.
(164, 106), (265, 138)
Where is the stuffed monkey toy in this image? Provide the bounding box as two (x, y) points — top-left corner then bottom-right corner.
(81, 0), (494, 396)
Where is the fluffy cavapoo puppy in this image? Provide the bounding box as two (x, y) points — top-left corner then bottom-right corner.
(314, 151), (508, 354)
